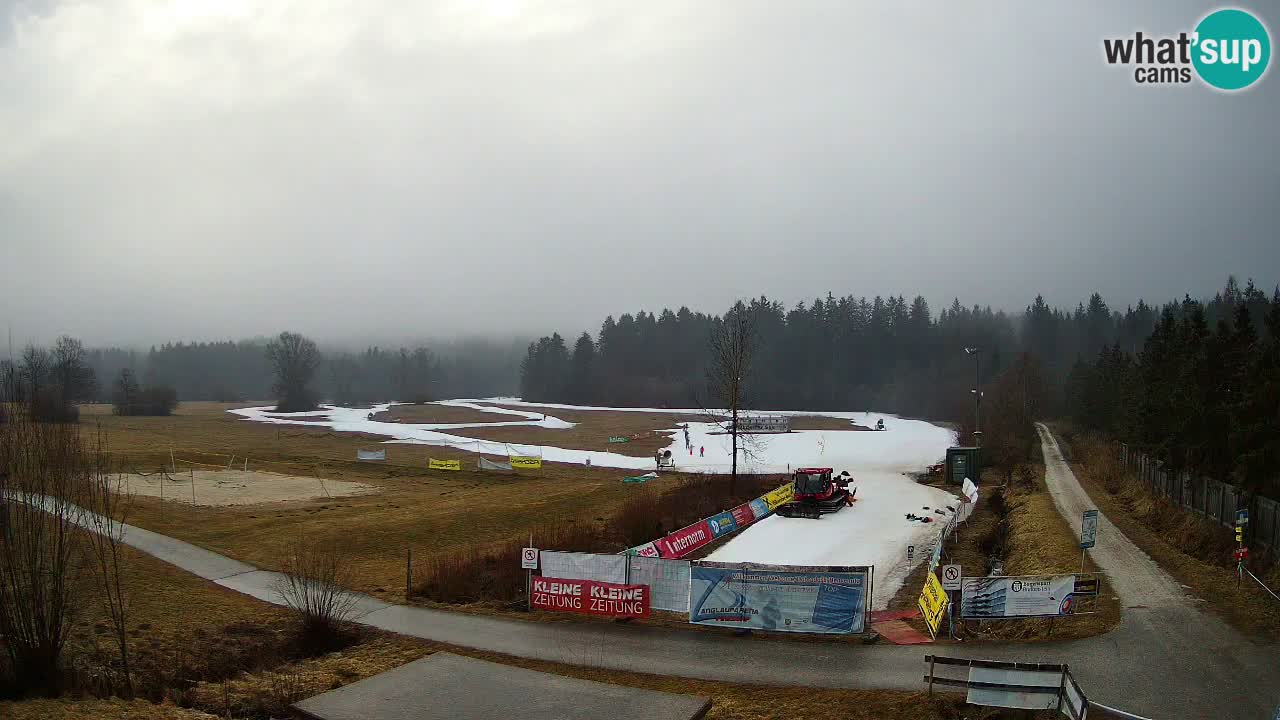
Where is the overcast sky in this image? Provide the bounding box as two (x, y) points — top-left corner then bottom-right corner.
(2, 1), (1277, 347)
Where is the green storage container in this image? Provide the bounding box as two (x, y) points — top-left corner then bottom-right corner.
(946, 446), (981, 485)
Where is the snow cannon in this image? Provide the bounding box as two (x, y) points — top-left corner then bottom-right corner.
(776, 468), (855, 519)
(655, 449), (675, 469)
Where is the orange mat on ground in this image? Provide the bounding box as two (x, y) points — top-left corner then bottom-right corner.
(871, 619), (932, 645)
(870, 608), (921, 623)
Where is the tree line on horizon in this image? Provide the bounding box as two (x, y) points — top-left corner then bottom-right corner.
(12, 338), (526, 406)
(518, 285), (1264, 415)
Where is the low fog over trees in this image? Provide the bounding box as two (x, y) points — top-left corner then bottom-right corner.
(65, 338), (524, 405)
(0, 336), (97, 422)
(519, 279), (1277, 427)
(1066, 280), (1280, 499)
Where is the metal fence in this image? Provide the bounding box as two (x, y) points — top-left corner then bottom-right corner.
(1119, 444), (1279, 552)
(539, 550), (691, 613)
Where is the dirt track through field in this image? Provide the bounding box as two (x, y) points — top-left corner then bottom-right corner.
(1035, 425), (1186, 609)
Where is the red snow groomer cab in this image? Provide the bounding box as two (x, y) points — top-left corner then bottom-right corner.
(776, 467), (855, 519)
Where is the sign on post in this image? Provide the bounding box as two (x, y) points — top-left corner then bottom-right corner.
(942, 564), (962, 591)
(1073, 575), (1099, 596)
(1236, 509), (1249, 526)
(1080, 510), (1099, 549)
(521, 547), (539, 570)
(917, 572), (949, 638)
(907, 545), (915, 562)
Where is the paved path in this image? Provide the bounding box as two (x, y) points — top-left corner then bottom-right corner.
(1035, 424), (1279, 719)
(30, 430), (1280, 719)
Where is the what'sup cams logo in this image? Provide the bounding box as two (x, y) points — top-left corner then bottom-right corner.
(1104, 8), (1271, 90)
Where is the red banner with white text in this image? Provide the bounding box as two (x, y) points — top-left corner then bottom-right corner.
(530, 577), (651, 618)
(656, 519), (714, 559)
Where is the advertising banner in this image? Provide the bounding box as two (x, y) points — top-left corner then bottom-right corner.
(749, 498), (769, 519)
(530, 577), (649, 618)
(627, 556), (692, 613)
(917, 572), (949, 637)
(625, 541), (660, 558)
(509, 456), (542, 469)
(428, 458), (461, 471)
(960, 575), (1078, 619)
(730, 503), (756, 529)
(706, 511), (737, 538)
(356, 449), (386, 461)
(607, 436), (630, 443)
(762, 484), (795, 510)
(657, 520), (713, 559)
(538, 551), (627, 585)
(688, 562), (869, 634)
(478, 457), (513, 471)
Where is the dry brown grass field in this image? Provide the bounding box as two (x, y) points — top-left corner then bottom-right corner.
(370, 402), (519, 425)
(77, 402), (736, 600)
(445, 403), (705, 457)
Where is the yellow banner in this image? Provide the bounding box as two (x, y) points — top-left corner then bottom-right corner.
(428, 458), (461, 471)
(917, 572), (949, 638)
(762, 483), (794, 510)
(509, 456), (542, 469)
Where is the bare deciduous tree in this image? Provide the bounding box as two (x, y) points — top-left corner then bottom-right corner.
(0, 414), (87, 691)
(51, 336), (97, 409)
(266, 332), (322, 412)
(81, 440), (134, 697)
(706, 301), (759, 495)
(274, 534), (358, 643)
(0, 399), (133, 696)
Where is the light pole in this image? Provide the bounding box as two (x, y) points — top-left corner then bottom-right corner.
(964, 347), (982, 447)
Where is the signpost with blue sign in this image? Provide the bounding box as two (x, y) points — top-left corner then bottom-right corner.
(1080, 510), (1099, 573)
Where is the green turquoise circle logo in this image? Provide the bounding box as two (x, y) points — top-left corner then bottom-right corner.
(1192, 8), (1271, 90)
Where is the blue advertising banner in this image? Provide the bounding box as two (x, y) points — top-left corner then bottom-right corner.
(706, 511), (737, 538)
(749, 498), (769, 519)
(688, 562), (869, 634)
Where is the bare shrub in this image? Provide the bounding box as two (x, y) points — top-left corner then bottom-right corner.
(415, 473), (784, 605)
(80, 438), (134, 697)
(0, 414), (90, 693)
(0, 407), (135, 698)
(614, 490), (663, 547)
(415, 519), (609, 604)
(275, 535), (358, 643)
